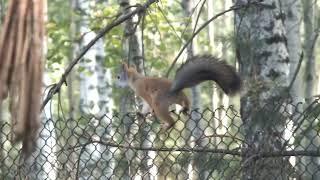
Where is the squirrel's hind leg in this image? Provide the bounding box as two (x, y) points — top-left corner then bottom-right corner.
(153, 104), (175, 129)
(141, 100), (152, 115)
(176, 92), (190, 115)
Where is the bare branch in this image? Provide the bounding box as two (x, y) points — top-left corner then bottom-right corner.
(165, 1), (262, 77)
(41, 0), (158, 111)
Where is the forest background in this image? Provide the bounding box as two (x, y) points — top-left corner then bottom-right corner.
(1, 0), (320, 179)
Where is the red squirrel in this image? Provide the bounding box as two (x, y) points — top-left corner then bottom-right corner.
(117, 55), (241, 129)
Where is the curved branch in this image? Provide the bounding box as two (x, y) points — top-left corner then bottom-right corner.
(165, 1), (261, 77)
(41, 0), (157, 111)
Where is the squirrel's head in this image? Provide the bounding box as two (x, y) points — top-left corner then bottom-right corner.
(116, 63), (129, 88)
(116, 62), (139, 88)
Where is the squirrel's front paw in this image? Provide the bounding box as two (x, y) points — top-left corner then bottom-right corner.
(137, 112), (154, 119)
(161, 122), (174, 130)
(180, 107), (189, 115)
(136, 112), (145, 118)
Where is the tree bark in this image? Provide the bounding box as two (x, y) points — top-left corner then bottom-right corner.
(304, 0), (317, 103)
(300, 0), (320, 178)
(284, 0), (303, 104)
(77, 0), (112, 178)
(57, 0), (79, 179)
(235, 0), (291, 179)
(118, 0), (150, 179)
(21, 1), (57, 179)
(181, 0), (205, 179)
(22, 79), (58, 180)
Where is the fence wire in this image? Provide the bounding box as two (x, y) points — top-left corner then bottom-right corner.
(1, 99), (320, 180)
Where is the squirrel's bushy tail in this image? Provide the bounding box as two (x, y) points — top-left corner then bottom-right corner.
(170, 55), (241, 95)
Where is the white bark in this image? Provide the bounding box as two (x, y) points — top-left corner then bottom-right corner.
(285, 0), (303, 103)
(283, 0), (313, 178)
(60, 0), (79, 179)
(207, 1), (218, 152)
(235, 0), (290, 179)
(304, 0), (317, 102)
(181, 0), (205, 179)
(236, 0), (290, 118)
(207, 0), (215, 52)
(78, 14), (101, 180)
(300, 0), (320, 178)
(78, 0), (113, 178)
(118, 0), (151, 179)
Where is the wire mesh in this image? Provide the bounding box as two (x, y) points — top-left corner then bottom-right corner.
(1, 99), (320, 179)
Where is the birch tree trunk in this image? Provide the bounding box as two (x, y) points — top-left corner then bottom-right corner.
(62, 0), (79, 178)
(207, 0), (216, 111)
(118, 0), (151, 179)
(206, 1), (218, 154)
(117, 0), (137, 178)
(77, 0), (113, 178)
(67, 0), (77, 121)
(282, 0), (315, 179)
(216, 0), (233, 133)
(284, 0), (303, 104)
(51, 1), (80, 179)
(181, 0), (204, 179)
(95, 29), (115, 179)
(300, 0), (320, 178)
(235, 0), (291, 179)
(208, 0), (224, 134)
(304, 0), (317, 102)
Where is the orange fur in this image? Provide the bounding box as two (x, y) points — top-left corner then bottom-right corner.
(118, 55), (241, 129)
(123, 63), (189, 129)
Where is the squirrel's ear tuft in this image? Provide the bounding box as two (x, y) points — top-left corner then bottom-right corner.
(130, 64), (137, 70)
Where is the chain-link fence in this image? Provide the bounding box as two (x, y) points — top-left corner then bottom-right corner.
(1, 98), (320, 180)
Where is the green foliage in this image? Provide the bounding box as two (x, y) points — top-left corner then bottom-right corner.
(47, 0), (72, 68)
(44, 0), (239, 176)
